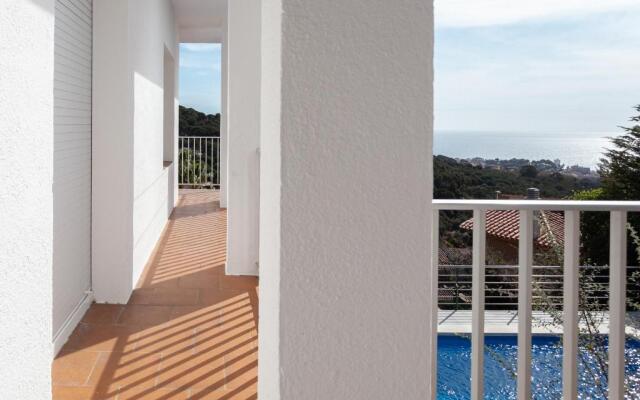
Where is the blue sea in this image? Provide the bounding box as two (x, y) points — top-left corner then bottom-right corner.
(438, 334), (640, 399)
(434, 131), (613, 169)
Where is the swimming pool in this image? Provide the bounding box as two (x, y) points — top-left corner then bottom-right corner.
(438, 334), (640, 399)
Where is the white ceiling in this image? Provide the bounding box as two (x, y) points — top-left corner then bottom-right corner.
(172, 0), (227, 42)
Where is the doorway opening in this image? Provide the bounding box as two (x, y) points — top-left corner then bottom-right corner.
(178, 43), (222, 190)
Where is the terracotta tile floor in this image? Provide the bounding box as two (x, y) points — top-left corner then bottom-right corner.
(53, 190), (258, 400)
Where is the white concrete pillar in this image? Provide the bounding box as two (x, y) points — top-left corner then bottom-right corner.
(219, 10), (229, 208)
(92, 0), (134, 304)
(226, 0), (261, 276)
(93, 0), (178, 303)
(0, 0), (54, 397)
(258, 0), (434, 398)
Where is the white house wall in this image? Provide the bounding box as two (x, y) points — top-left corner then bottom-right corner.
(259, 0), (434, 398)
(52, 0), (93, 354)
(0, 0), (55, 397)
(226, 0), (261, 276)
(93, 0), (178, 304)
(130, 0), (178, 286)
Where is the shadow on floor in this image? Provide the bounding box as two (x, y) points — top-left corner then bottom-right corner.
(52, 191), (258, 400)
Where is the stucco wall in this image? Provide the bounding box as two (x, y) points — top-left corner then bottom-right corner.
(130, 0), (178, 287)
(226, 0), (261, 276)
(0, 0), (54, 397)
(93, 0), (178, 303)
(259, 0), (434, 398)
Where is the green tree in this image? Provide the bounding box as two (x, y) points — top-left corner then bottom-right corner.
(519, 164), (538, 178)
(575, 106), (640, 265)
(599, 105), (640, 200)
(179, 106), (220, 137)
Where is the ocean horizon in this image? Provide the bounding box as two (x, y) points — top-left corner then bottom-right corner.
(434, 131), (615, 169)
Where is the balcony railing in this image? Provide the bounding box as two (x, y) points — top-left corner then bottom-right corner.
(431, 199), (640, 400)
(438, 264), (640, 310)
(178, 136), (220, 189)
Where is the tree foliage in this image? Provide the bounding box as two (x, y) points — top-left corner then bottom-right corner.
(599, 104), (640, 200)
(574, 106), (640, 266)
(519, 164), (538, 178)
(179, 106), (220, 137)
(434, 155), (597, 200)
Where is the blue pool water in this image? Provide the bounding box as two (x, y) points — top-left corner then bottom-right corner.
(438, 335), (640, 399)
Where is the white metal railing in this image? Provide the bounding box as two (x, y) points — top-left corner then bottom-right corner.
(431, 199), (640, 400)
(178, 136), (220, 189)
(437, 264), (640, 309)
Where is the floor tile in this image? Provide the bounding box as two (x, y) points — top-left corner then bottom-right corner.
(117, 305), (173, 327)
(81, 305), (124, 325)
(63, 323), (137, 353)
(129, 288), (200, 306)
(218, 276), (258, 291)
(52, 386), (115, 400)
(52, 350), (101, 386)
(155, 349), (226, 391)
(87, 351), (161, 394)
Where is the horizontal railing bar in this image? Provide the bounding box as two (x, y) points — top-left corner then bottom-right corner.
(178, 136), (220, 139)
(438, 274), (639, 278)
(433, 199), (640, 211)
(438, 277), (640, 282)
(438, 265), (640, 269)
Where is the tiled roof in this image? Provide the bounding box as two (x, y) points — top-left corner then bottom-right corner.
(439, 247), (472, 265)
(460, 209), (564, 248)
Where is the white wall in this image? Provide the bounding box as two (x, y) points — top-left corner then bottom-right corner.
(259, 0), (434, 398)
(0, 0), (54, 397)
(130, 0), (178, 286)
(93, 0), (178, 304)
(226, 0), (261, 276)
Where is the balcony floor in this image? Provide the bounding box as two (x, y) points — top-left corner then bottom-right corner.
(53, 190), (258, 400)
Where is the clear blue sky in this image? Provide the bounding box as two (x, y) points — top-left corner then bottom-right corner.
(179, 43), (221, 115)
(435, 0), (640, 133)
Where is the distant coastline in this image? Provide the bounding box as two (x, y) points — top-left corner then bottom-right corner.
(434, 131), (612, 169)
(449, 156), (599, 180)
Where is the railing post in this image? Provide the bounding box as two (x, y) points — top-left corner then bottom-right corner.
(199, 137), (203, 185)
(430, 209), (440, 400)
(563, 210), (580, 400)
(217, 137), (221, 187)
(455, 268), (459, 311)
(518, 210), (533, 399)
(191, 137), (196, 185)
(609, 211), (627, 400)
(472, 208), (486, 400)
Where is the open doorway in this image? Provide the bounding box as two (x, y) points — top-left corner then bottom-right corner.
(178, 43), (222, 190)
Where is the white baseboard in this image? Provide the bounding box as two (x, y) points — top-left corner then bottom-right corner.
(52, 290), (94, 357)
(224, 261), (260, 277)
